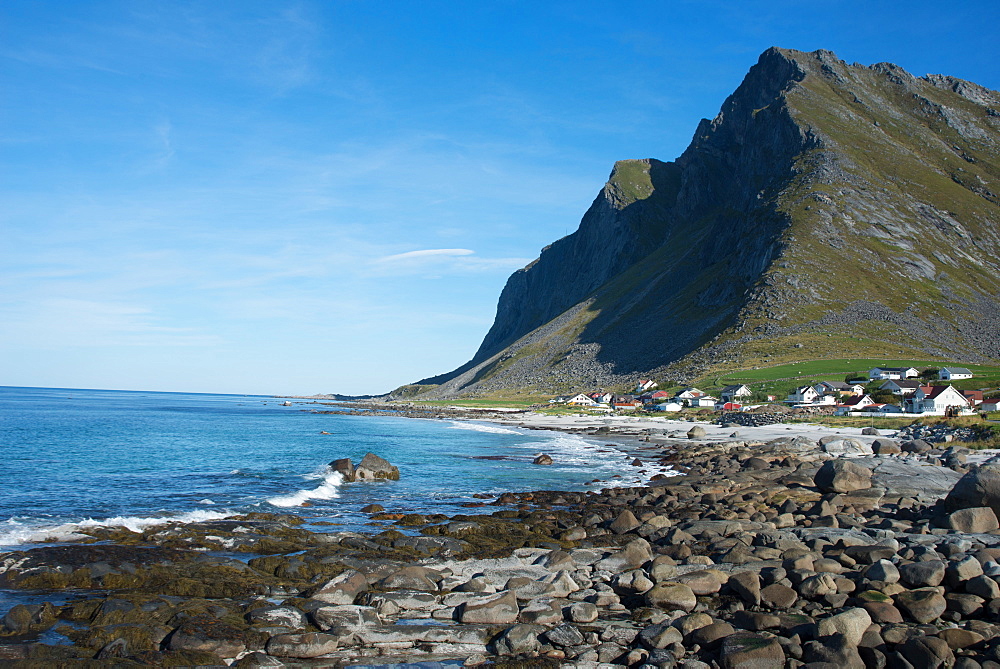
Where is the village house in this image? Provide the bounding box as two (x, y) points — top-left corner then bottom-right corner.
(674, 387), (706, 401)
(962, 390), (983, 406)
(939, 367), (974, 380)
(981, 398), (1000, 412)
(549, 395), (572, 404)
(688, 395), (719, 408)
(719, 384), (751, 402)
(835, 394), (877, 414)
(589, 392), (613, 404)
(640, 390), (671, 405)
(868, 367), (919, 381)
(813, 381), (863, 396)
(907, 385), (970, 415)
(786, 385), (820, 404)
(566, 393), (598, 406)
(634, 379), (658, 393)
(612, 395), (642, 411)
(879, 379), (922, 396)
(654, 400), (684, 412)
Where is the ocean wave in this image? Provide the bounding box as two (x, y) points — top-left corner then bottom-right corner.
(267, 469), (343, 507)
(448, 421), (522, 435)
(0, 509), (234, 549)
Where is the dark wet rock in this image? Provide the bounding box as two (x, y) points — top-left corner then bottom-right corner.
(166, 614), (247, 659)
(532, 453), (553, 465)
(720, 632), (785, 668)
(329, 457), (355, 481)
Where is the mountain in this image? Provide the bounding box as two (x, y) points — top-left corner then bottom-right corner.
(404, 47), (1000, 398)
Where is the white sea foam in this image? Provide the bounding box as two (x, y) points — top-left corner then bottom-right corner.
(267, 469), (343, 507)
(448, 421), (522, 435)
(197, 499), (216, 505)
(0, 509), (234, 549)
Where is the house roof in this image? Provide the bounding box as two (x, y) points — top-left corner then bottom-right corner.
(883, 379), (922, 389)
(842, 395), (872, 406)
(924, 385), (967, 401)
(819, 381), (851, 390)
(721, 384), (748, 392)
(943, 367), (973, 375)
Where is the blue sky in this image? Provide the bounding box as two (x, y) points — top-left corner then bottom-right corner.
(3, 1), (999, 395)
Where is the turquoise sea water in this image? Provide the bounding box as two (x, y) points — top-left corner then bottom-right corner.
(0, 386), (659, 550)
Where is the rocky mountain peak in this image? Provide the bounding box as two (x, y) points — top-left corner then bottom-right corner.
(403, 48), (1000, 399)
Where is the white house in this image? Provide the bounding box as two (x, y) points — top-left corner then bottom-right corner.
(688, 395), (719, 408)
(814, 381), (858, 396)
(786, 385), (820, 403)
(566, 393), (598, 406)
(939, 367), (973, 381)
(635, 379), (658, 393)
(835, 394), (877, 414)
(675, 387), (706, 400)
(879, 379), (922, 396)
(909, 385), (970, 414)
(720, 384), (752, 402)
(653, 401), (684, 412)
(869, 367), (919, 381)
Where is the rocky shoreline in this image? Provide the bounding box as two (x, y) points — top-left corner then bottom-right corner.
(4, 421), (1000, 667)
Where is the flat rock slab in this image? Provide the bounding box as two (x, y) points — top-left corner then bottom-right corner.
(853, 458), (963, 500)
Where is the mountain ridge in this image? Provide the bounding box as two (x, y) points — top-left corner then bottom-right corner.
(404, 47), (1000, 398)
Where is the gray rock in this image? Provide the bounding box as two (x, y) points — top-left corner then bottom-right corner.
(458, 590), (519, 624)
(545, 623), (586, 647)
(355, 452), (400, 481)
(688, 426), (707, 439)
(895, 588), (947, 623)
(815, 460), (873, 493)
(493, 623), (543, 656)
(247, 605), (307, 629)
(944, 506), (1000, 532)
(822, 438), (873, 456)
(946, 465), (1000, 516)
(644, 583), (697, 612)
(266, 632), (341, 659)
(816, 607), (871, 647)
(310, 605), (379, 630)
(900, 560), (946, 587)
(309, 569), (368, 605)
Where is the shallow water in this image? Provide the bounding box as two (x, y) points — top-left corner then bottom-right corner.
(0, 386), (665, 550)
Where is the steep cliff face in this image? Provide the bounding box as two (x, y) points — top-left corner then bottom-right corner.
(410, 47), (1000, 397)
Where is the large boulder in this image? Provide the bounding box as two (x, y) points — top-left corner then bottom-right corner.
(329, 458), (355, 481)
(821, 438), (872, 456)
(355, 453), (400, 481)
(814, 460), (872, 493)
(945, 464), (1000, 516)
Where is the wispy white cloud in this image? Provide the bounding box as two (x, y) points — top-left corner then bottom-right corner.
(377, 248), (474, 263)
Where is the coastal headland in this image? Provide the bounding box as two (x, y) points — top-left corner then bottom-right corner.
(3, 410), (1000, 667)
